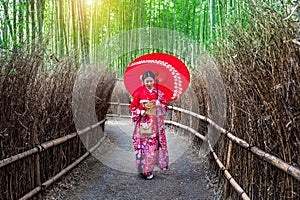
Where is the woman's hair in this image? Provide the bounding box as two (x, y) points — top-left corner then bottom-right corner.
(141, 71), (155, 81)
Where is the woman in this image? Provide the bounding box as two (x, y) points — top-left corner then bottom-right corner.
(130, 71), (169, 180)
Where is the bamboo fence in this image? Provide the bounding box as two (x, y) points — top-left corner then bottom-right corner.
(168, 105), (300, 181)
(0, 119), (106, 200)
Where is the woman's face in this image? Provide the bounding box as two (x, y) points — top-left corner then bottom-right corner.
(143, 77), (155, 90)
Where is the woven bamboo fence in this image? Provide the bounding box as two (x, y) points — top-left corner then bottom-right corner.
(0, 119), (106, 200)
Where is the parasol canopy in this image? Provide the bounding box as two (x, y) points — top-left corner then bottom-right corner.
(124, 53), (190, 102)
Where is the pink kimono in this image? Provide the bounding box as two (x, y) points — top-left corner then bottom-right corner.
(130, 86), (169, 174)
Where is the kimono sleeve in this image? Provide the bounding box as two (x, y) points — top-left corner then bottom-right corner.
(158, 90), (168, 114)
(129, 93), (142, 121)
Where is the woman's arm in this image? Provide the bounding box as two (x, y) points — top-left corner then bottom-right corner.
(130, 94), (147, 121)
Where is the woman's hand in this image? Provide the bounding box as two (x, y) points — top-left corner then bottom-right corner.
(141, 110), (147, 116)
(155, 100), (161, 107)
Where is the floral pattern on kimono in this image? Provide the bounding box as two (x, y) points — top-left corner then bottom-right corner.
(130, 85), (169, 174)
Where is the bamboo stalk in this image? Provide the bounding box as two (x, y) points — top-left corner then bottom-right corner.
(41, 132), (78, 150)
(108, 101), (130, 106)
(77, 120), (105, 136)
(18, 186), (42, 200)
(35, 153), (41, 198)
(224, 140), (233, 198)
(117, 101), (121, 116)
(224, 101), (235, 198)
(0, 147), (39, 168)
(33, 118), (42, 199)
(106, 113), (131, 118)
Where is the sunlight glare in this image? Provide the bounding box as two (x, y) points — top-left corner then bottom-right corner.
(86, 0), (94, 6)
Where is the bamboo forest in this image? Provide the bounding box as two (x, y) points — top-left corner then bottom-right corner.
(0, 0), (299, 200)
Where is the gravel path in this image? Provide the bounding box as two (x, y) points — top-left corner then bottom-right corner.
(43, 118), (219, 200)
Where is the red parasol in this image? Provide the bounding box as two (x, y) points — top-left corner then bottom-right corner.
(124, 53), (190, 102)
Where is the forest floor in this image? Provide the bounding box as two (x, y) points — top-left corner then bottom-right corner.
(42, 118), (221, 200)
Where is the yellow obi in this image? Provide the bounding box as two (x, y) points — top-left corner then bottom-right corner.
(142, 101), (156, 115)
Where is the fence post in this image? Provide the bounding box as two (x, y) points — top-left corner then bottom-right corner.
(33, 119), (41, 199)
(35, 154), (41, 199)
(224, 102), (235, 199)
(117, 101), (121, 116)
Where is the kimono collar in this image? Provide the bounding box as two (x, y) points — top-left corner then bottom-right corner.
(146, 86), (156, 93)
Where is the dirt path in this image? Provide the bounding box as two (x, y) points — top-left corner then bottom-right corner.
(43, 118), (220, 200)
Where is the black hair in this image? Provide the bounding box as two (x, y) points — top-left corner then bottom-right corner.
(142, 71), (155, 81)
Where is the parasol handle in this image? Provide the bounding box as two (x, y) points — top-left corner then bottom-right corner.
(156, 79), (159, 100)
(155, 79), (161, 149)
